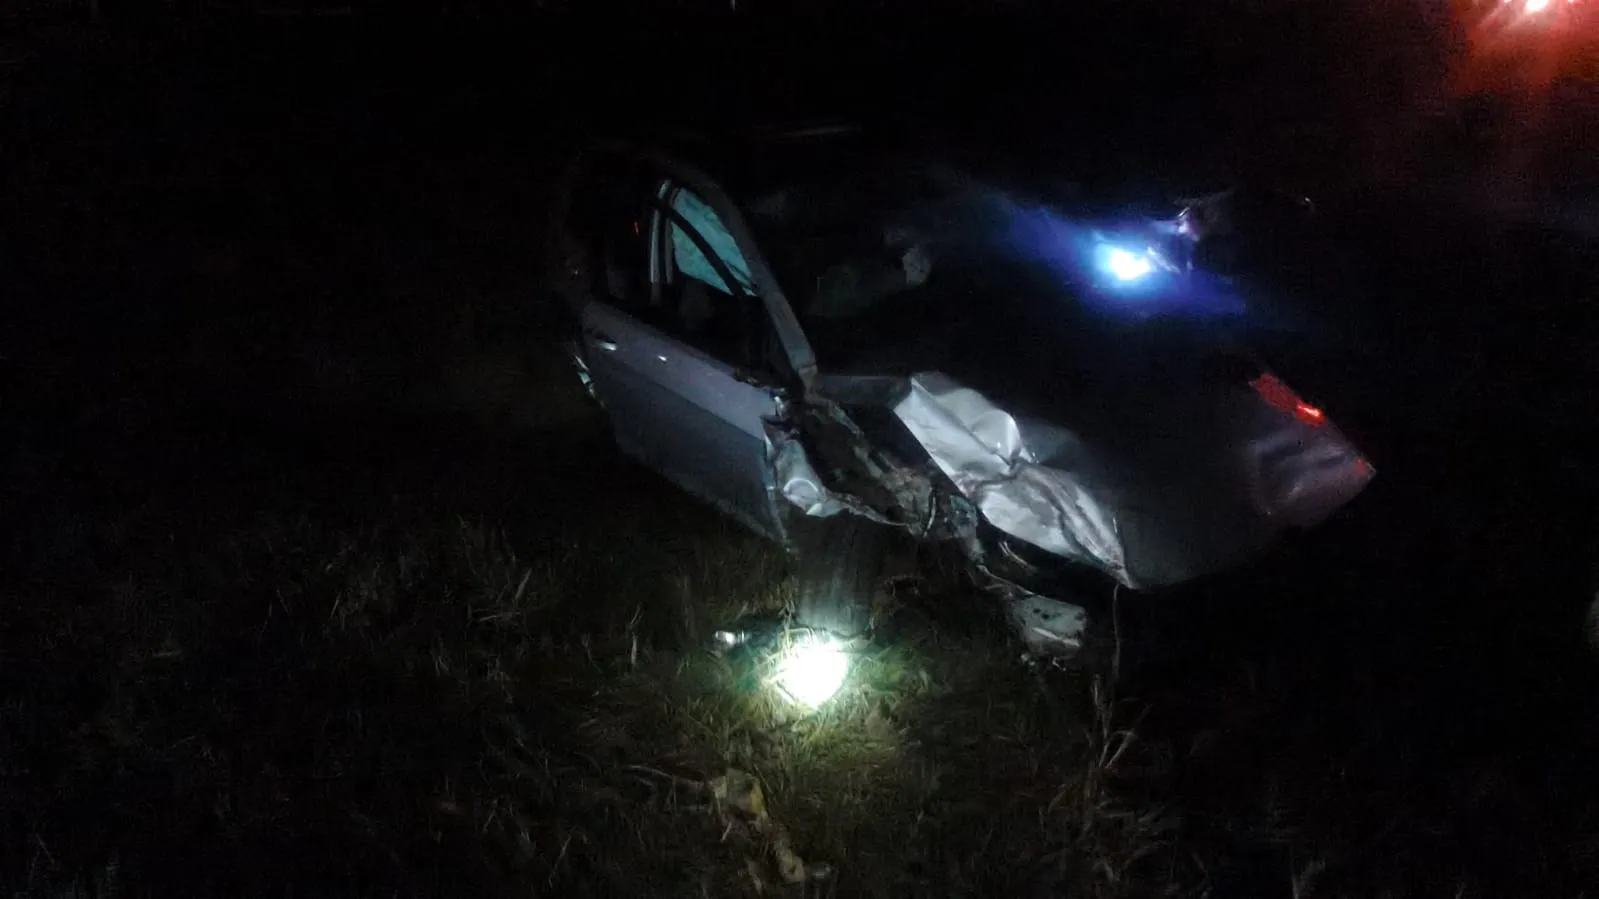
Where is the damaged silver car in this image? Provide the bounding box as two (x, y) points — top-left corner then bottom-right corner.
(545, 128), (1374, 658)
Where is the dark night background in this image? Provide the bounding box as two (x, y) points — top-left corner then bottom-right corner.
(2, 1), (1598, 897)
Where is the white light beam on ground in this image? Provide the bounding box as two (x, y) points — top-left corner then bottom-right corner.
(771, 634), (850, 708)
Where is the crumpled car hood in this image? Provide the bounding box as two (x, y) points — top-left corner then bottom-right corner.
(796, 358), (1373, 590)
(890, 372), (1129, 578)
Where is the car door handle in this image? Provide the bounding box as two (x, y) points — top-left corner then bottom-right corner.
(585, 330), (619, 351)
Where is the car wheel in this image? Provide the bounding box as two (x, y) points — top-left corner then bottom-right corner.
(791, 514), (893, 639)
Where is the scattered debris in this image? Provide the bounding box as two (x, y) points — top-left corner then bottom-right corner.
(1003, 592), (1090, 659)
(710, 769), (835, 886)
(624, 765), (835, 886)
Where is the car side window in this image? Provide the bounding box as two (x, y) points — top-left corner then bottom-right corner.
(656, 185), (757, 297)
(650, 182), (768, 369)
(570, 157), (782, 376)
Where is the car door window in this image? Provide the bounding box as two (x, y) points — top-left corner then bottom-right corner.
(649, 182), (775, 374)
(573, 158), (784, 377)
(658, 185), (756, 296)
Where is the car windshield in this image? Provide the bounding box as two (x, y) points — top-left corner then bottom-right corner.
(743, 154), (1256, 386)
(743, 158), (943, 299)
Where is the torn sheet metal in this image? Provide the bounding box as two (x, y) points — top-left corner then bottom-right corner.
(770, 426), (873, 520)
(766, 397), (941, 532)
(774, 364), (1370, 594)
(889, 372), (1132, 585)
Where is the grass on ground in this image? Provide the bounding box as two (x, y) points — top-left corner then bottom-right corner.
(4, 386), (1196, 898)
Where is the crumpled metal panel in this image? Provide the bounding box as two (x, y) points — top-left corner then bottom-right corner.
(769, 427), (868, 520)
(889, 372), (1132, 584)
(766, 401), (939, 532)
(769, 367), (1372, 594)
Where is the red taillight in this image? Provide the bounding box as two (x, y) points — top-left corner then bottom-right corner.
(1251, 373), (1327, 427)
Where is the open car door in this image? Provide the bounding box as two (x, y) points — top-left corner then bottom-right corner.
(573, 159), (797, 542)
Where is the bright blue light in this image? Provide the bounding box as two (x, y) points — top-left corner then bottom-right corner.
(987, 193), (1245, 318)
(1104, 246), (1154, 281)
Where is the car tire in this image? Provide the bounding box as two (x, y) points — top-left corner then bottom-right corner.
(791, 514), (892, 639)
